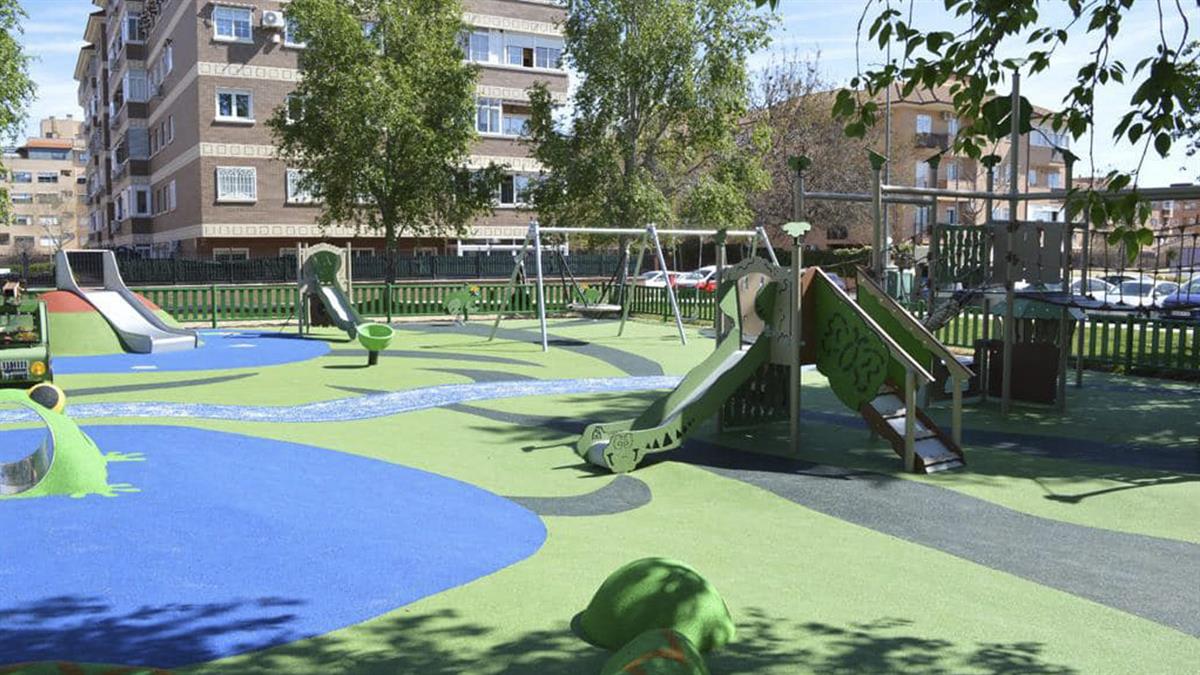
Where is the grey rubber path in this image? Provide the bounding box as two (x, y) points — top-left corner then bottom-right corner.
(394, 322), (663, 377)
(507, 476), (652, 516)
(446, 404), (1200, 636)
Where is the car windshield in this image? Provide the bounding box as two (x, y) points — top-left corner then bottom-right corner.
(1117, 282), (1155, 296)
(638, 272), (661, 280)
(679, 271), (705, 281)
(0, 316), (39, 347)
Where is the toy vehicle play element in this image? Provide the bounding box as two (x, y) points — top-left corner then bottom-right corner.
(0, 280), (52, 387)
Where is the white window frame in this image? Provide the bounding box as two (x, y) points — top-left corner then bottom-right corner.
(945, 161), (958, 181)
(503, 112), (530, 137)
(212, 247), (250, 262)
(914, 161), (930, 188)
(284, 17), (306, 48)
(215, 88), (254, 123)
(1028, 168), (1037, 186)
(468, 30), (490, 62)
(1046, 172), (1062, 189)
(947, 117), (959, 136)
(215, 166), (258, 203)
(11, 192), (32, 203)
(916, 114), (932, 134)
(286, 169), (316, 204)
(946, 207), (958, 225)
(12, 215), (31, 226)
(167, 180), (177, 211)
(123, 12), (144, 44)
(286, 94), (304, 124)
(213, 5), (254, 43)
(131, 186), (151, 216)
(476, 97), (501, 134)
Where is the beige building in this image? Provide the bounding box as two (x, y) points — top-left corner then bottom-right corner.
(76, 0), (567, 260)
(1, 116), (88, 257)
(884, 85), (1068, 243)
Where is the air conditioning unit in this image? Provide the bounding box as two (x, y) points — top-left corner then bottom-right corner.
(261, 11), (285, 28)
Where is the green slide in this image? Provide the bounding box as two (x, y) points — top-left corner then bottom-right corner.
(576, 276), (776, 473)
(304, 250), (365, 339)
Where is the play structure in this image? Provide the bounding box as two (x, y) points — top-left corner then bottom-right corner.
(490, 221), (778, 350)
(791, 73), (1200, 413)
(0, 386), (108, 498)
(55, 249), (197, 354)
(0, 280), (51, 386)
(297, 243), (395, 359)
(576, 250), (970, 474)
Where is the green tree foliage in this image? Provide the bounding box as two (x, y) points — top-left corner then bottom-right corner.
(526, 0), (774, 233)
(827, 0), (1199, 261)
(0, 0), (36, 223)
(269, 0), (501, 280)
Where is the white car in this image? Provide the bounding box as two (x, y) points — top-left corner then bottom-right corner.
(675, 266), (717, 288)
(636, 270), (681, 288)
(1070, 277), (1117, 297)
(1101, 276), (1179, 308)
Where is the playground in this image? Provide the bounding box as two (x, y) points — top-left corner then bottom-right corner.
(2, 263), (1199, 673)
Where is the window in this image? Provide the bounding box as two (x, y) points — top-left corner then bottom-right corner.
(947, 117), (959, 135)
(216, 166), (257, 202)
(163, 43), (173, 76)
(124, 13), (144, 44)
(213, 5), (253, 42)
(286, 169), (316, 203)
(916, 114), (932, 134)
(1047, 172), (1062, 189)
(945, 161), (958, 181)
(946, 207), (957, 225)
(498, 174), (531, 206)
(914, 162), (930, 188)
(468, 30), (489, 62)
(38, 216), (60, 227)
(286, 94), (304, 124)
(37, 172), (58, 184)
(476, 97), (501, 133)
(284, 17), (305, 47)
(1028, 168), (1037, 186)
(503, 113), (530, 137)
(914, 206), (929, 233)
(11, 171), (30, 183)
(166, 115), (175, 143)
(11, 192), (31, 203)
(213, 247), (250, 262)
(507, 45), (533, 68)
(150, 127), (160, 155)
(216, 89), (253, 121)
(12, 215), (31, 226)
(35, 194), (61, 205)
(534, 45), (561, 69)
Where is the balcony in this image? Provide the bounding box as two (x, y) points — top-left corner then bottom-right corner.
(915, 132), (950, 150)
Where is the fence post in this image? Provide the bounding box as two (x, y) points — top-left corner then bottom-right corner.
(210, 284), (218, 328)
(1124, 315), (1135, 373)
(386, 283), (393, 323)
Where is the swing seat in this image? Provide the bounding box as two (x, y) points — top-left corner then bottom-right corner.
(568, 302), (623, 315)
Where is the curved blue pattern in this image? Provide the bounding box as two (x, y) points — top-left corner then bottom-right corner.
(53, 331), (331, 374)
(0, 376), (681, 424)
(0, 426), (546, 667)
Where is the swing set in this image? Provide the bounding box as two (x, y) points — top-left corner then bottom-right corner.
(489, 221), (778, 351)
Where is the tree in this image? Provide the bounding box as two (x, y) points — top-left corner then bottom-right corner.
(526, 0), (774, 235)
(828, 0), (1200, 260)
(749, 51), (910, 249)
(0, 0), (35, 224)
(269, 0), (501, 282)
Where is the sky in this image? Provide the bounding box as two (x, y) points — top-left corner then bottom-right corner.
(13, 0), (1199, 185)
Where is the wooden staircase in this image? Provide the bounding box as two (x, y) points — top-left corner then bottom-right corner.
(860, 385), (965, 473)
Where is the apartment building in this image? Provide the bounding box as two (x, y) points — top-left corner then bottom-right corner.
(0, 116), (88, 257)
(806, 84), (1068, 249)
(1147, 187), (1200, 233)
(76, 0), (567, 260)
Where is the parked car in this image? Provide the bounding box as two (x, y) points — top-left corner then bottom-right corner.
(1070, 277), (1117, 297)
(636, 270), (681, 288)
(1102, 276), (1178, 308)
(1097, 273), (1138, 287)
(676, 266), (717, 288)
(1159, 277), (1200, 313)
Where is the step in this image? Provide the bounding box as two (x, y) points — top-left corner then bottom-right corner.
(924, 458), (965, 473)
(869, 393), (905, 417)
(914, 438), (960, 466)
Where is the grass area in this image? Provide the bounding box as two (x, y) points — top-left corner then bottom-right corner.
(7, 318), (1199, 673)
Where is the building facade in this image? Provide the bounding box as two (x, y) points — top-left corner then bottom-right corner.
(0, 116), (88, 258)
(76, 0), (567, 260)
(805, 85), (1069, 250)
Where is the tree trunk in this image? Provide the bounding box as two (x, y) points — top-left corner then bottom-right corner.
(384, 221), (398, 285)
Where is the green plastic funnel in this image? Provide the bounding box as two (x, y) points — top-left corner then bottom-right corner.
(356, 323), (394, 366)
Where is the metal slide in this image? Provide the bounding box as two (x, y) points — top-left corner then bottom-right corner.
(55, 250), (197, 354)
(314, 283), (364, 338)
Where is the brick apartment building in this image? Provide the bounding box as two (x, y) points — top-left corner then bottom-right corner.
(76, 0), (567, 260)
(805, 84), (1069, 250)
(0, 116), (88, 258)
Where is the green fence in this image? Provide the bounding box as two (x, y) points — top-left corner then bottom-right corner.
(909, 303), (1200, 376)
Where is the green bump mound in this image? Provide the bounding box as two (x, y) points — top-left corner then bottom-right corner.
(600, 629), (710, 675)
(578, 557), (735, 653)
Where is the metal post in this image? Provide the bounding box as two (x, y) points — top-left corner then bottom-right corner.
(790, 235), (804, 459)
(651, 224), (687, 346)
(980, 296), (991, 403)
(713, 229), (727, 344)
(618, 231), (649, 337)
(1001, 73), (1020, 416)
(926, 155), (941, 310)
(904, 367), (917, 472)
(869, 151), (887, 279)
(951, 373), (963, 448)
(532, 220), (549, 352)
(490, 225), (533, 341)
(1057, 305), (1069, 412)
(758, 227), (780, 265)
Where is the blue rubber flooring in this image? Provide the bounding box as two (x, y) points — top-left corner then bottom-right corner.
(0, 425), (546, 668)
(53, 331), (331, 374)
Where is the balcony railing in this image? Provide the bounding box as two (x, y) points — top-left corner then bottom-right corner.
(915, 132), (950, 149)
